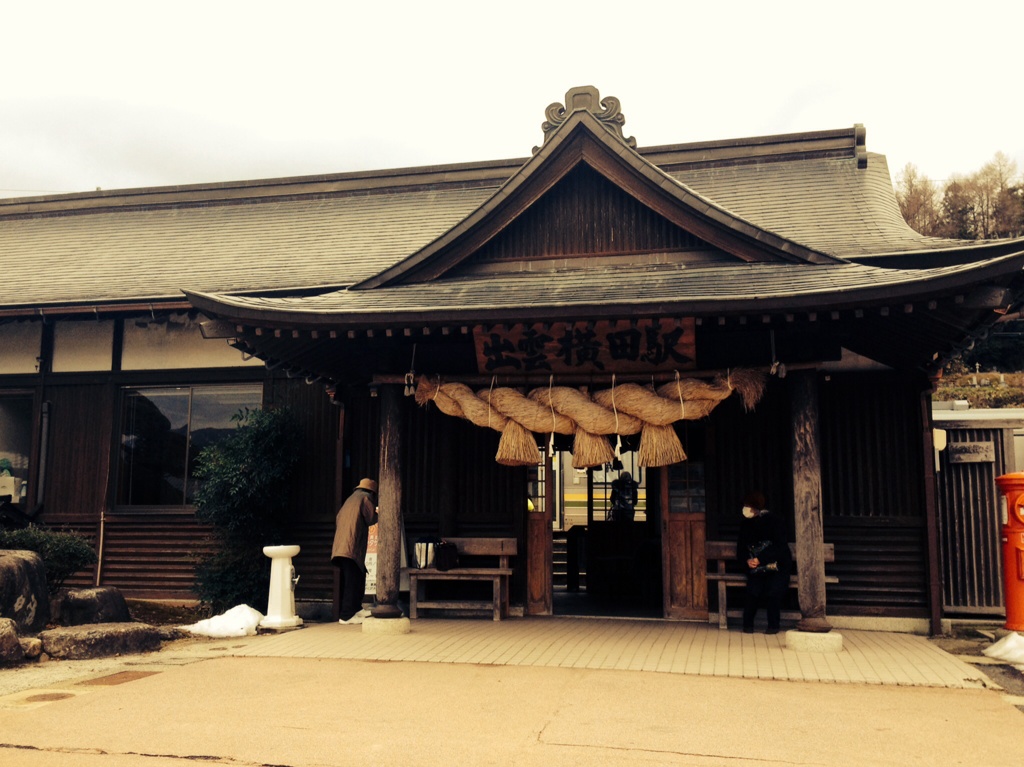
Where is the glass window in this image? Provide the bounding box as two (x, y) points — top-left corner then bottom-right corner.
(0, 395), (32, 504)
(117, 384), (262, 507)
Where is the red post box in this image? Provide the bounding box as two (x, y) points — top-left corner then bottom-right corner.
(994, 472), (1024, 631)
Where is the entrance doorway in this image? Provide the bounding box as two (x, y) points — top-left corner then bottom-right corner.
(538, 422), (709, 621)
(549, 450), (661, 618)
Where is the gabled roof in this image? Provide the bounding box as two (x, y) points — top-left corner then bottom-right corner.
(0, 85), (1021, 322)
(355, 89), (844, 291)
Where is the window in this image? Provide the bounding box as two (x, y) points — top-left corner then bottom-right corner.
(117, 384), (262, 507)
(0, 394), (32, 504)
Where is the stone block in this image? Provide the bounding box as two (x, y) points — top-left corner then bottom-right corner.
(40, 623), (162, 660)
(0, 617), (25, 665)
(55, 587), (132, 626)
(0, 549), (50, 633)
(785, 629), (844, 653)
(19, 636), (43, 659)
(362, 616), (412, 635)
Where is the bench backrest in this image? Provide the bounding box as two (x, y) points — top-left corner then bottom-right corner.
(705, 540), (834, 562)
(445, 537), (518, 557)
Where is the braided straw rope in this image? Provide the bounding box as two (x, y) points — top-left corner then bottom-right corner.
(414, 370), (767, 467)
(529, 386), (643, 435)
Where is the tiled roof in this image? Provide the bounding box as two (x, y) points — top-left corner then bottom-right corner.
(0, 125), (1014, 313)
(0, 187), (494, 310)
(186, 254), (1024, 326)
(672, 153), (966, 257)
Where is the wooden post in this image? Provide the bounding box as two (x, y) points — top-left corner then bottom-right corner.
(372, 385), (404, 619)
(331, 401), (346, 622)
(919, 388), (943, 637)
(790, 371), (832, 632)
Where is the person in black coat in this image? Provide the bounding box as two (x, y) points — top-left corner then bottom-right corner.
(736, 491), (792, 634)
(609, 471), (639, 522)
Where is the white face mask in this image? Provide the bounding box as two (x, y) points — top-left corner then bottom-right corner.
(742, 506), (758, 519)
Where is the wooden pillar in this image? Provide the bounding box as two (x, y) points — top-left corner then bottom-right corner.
(790, 371), (832, 632)
(372, 384), (404, 619)
(919, 389), (943, 636)
(331, 401), (346, 622)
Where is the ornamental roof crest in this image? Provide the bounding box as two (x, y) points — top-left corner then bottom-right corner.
(533, 85), (637, 154)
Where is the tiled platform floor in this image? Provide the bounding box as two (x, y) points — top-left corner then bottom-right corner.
(235, 616), (994, 689)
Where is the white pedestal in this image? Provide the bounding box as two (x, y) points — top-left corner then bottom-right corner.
(261, 545), (304, 630)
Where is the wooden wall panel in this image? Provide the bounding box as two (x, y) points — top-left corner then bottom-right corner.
(469, 164), (710, 264)
(819, 373), (929, 613)
(265, 377), (339, 523)
(97, 511), (216, 599)
(935, 424), (1009, 613)
(822, 517), (928, 614)
(819, 373), (925, 519)
(705, 382), (791, 543)
(40, 383), (116, 525)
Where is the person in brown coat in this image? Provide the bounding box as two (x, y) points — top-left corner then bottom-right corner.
(331, 478), (379, 623)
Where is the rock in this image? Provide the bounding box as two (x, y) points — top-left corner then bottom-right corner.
(39, 623), (162, 660)
(19, 636), (42, 659)
(0, 617), (26, 666)
(54, 587), (131, 626)
(0, 549), (50, 633)
(156, 625), (191, 641)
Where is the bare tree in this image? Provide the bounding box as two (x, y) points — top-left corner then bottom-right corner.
(895, 163), (940, 235)
(899, 153), (1024, 240)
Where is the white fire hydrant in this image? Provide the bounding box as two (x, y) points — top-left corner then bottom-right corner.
(260, 545), (303, 630)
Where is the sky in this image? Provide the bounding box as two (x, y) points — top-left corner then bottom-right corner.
(2, 1), (1022, 199)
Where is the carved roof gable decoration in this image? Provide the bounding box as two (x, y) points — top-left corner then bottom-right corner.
(534, 85), (636, 154)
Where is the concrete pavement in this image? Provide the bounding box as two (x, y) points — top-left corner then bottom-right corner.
(0, 619), (1022, 766)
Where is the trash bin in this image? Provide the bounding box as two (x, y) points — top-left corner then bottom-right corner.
(993, 473), (1024, 631)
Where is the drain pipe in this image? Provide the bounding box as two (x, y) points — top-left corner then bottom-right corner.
(94, 510), (107, 587)
(36, 401), (50, 507)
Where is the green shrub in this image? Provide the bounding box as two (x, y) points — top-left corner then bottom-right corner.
(193, 546), (273, 615)
(192, 407), (301, 614)
(0, 525), (97, 596)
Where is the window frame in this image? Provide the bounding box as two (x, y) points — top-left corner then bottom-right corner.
(113, 382), (264, 512)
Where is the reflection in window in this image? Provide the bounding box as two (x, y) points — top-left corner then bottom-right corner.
(117, 384), (262, 506)
(0, 395), (32, 504)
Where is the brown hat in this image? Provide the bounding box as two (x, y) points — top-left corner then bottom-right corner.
(742, 491), (766, 510)
(357, 478), (378, 493)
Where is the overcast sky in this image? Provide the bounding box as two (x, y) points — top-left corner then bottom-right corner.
(2, 1), (1021, 199)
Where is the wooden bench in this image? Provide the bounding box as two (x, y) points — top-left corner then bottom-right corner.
(403, 537), (517, 621)
(705, 540), (837, 630)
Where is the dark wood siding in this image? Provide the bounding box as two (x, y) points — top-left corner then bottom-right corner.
(820, 373), (929, 614)
(705, 381), (792, 544)
(265, 376), (340, 523)
(264, 377), (341, 602)
(704, 372), (930, 616)
(467, 164), (715, 264)
(97, 511), (216, 599)
(935, 423), (1010, 614)
(39, 382), (116, 526)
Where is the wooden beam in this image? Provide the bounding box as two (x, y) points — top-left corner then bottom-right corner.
(789, 371), (831, 632)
